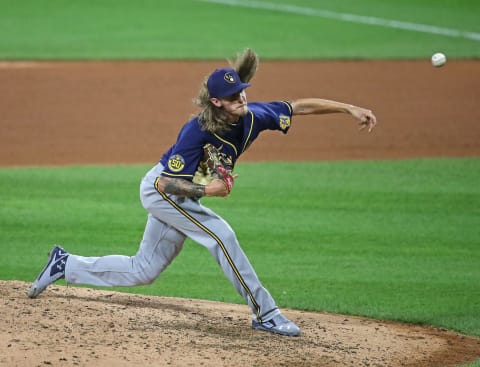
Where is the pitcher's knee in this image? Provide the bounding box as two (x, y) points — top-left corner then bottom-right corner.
(210, 231), (240, 255)
(131, 257), (162, 285)
(135, 267), (161, 285)
(136, 274), (156, 285)
(220, 231), (238, 247)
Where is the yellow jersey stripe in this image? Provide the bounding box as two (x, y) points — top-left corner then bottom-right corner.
(282, 100), (293, 115)
(162, 172), (194, 179)
(242, 111), (254, 153)
(213, 133), (238, 157)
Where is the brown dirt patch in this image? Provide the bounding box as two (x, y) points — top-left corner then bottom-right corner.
(2, 281), (480, 367)
(1, 60), (479, 366)
(0, 60), (479, 166)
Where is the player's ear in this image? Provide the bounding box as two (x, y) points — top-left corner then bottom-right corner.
(210, 97), (222, 108)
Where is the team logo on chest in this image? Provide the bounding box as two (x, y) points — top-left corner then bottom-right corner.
(279, 115), (291, 130)
(168, 154), (185, 172)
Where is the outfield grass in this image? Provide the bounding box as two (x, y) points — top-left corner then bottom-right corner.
(0, 0), (479, 59)
(1, 159), (479, 338)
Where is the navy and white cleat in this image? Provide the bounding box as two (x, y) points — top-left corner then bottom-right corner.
(252, 313), (301, 336)
(27, 245), (69, 298)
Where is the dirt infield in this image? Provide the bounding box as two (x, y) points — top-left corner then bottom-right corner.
(1, 60), (480, 366)
(1, 281), (480, 367)
(1, 60), (479, 165)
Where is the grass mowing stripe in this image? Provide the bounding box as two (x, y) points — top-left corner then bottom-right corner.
(199, 0), (480, 41)
(1, 0), (479, 59)
(1, 158), (479, 336)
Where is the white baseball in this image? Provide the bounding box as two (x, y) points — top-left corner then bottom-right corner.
(431, 52), (446, 67)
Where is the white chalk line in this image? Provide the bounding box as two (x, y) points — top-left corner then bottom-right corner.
(199, 0), (480, 42)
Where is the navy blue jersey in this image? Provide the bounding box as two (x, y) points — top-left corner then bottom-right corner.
(160, 101), (293, 181)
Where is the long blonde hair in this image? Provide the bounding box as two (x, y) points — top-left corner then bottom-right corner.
(195, 48), (259, 134)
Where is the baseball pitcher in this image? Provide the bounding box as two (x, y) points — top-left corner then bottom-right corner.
(28, 49), (377, 336)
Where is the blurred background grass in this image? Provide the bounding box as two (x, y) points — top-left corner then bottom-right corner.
(0, 0), (479, 59)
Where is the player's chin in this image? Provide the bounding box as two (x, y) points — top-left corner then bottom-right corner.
(236, 105), (248, 115)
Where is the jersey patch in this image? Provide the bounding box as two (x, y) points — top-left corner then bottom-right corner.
(167, 154), (185, 172)
(279, 115), (291, 130)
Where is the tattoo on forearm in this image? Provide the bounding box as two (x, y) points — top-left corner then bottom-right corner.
(163, 178), (205, 199)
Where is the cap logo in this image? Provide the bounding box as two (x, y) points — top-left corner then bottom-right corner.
(224, 72), (236, 84)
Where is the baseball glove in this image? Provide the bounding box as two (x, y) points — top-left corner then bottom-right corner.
(193, 144), (235, 192)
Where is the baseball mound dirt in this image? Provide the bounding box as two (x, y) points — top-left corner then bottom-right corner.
(1, 281), (480, 367)
(1, 60), (479, 366)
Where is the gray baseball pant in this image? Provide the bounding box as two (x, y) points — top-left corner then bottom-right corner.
(65, 163), (279, 322)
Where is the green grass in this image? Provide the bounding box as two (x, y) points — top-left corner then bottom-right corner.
(0, 0), (479, 60)
(1, 158), (479, 338)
